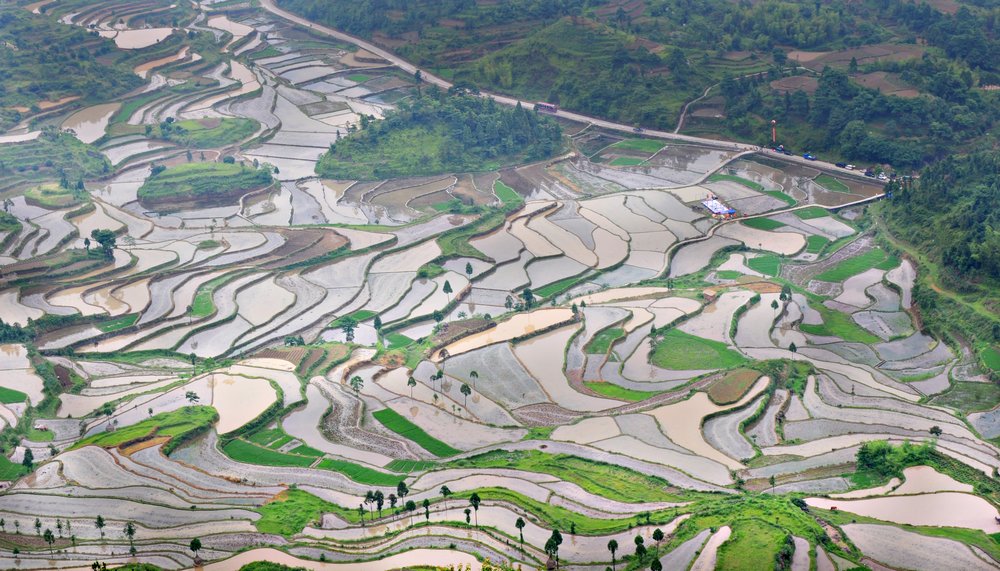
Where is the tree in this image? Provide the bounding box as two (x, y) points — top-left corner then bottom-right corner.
(469, 492), (481, 527)
(464, 508), (471, 525)
(789, 342), (797, 353)
(373, 315), (382, 330)
(364, 490), (375, 518)
(515, 517), (526, 551)
(407, 376), (417, 398)
(771, 299), (779, 311)
(769, 474), (776, 493)
(349, 375), (364, 396)
(84, 237), (91, 252)
(651, 560), (663, 571)
(547, 529), (563, 568)
(635, 534), (647, 559)
(460, 383), (472, 408)
(90, 229), (117, 259)
(465, 262), (473, 276)
(432, 309), (444, 323)
(190, 537), (202, 558)
(388, 493), (397, 510)
(505, 295), (514, 310)
(374, 490), (385, 517)
(43, 528), (54, 553)
(95, 515), (105, 540)
(340, 316), (357, 343)
(608, 539), (619, 570)
(440, 485), (452, 513)
(57, 519), (63, 537)
(652, 528), (664, 554)
(189, 352), (196, 366)
(124, 521), (136, 545)
(185, 391), (199, 405)
(849, 56), (859, 74)
(469, 370), (479, 389)
(422, 498), (431, 522)
(930, 425), (943, 437)
(397, 481), (409, 499)
(21, 448), (33, 470)
(34, 518), (41, 535)
(521, 288), (535, 308)
(1, 518), (5, 533)
(405, 500), (417, 526)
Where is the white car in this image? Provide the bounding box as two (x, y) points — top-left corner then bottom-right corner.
(877, 173), (889, 181)
(845, 164), (855, 170)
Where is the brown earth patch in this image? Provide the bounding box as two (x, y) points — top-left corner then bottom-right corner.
(120, 435), (170, 455)
(852, 71), (920, 98)
(707, 368), (762, 404)
(770, 75), (819, 94)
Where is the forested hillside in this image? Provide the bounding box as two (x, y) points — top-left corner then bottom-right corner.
(278, 0), (1000, 167)
(0, 7), (144, 131)
(316, 92), (562, 180)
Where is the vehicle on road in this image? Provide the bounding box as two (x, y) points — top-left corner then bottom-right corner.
(846, 164), (855, 170)
(803, 152), (817, 161)
(835, 162), (847, 168)
(535, 102), (558, 113)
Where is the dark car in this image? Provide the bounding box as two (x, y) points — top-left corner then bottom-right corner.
(835, 162), (847, 168)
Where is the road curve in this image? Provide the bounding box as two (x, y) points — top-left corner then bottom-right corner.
(258, 0), (883, 182)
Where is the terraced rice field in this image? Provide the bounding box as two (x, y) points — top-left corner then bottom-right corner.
(0, 1), (996, 570)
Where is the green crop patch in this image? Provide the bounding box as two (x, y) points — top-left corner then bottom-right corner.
(584, 381), (659, 402)
(707, 174), (766, 192)
(255, 489), (344, 536)
(372, 408), (460, 457)
(815, 174), (851, 193)
(0, 386), (28, 404)
(154, 118), (259, 148)
(584, 327), (624, 354)
(814, 248), (899, 282)
(610, 138), (666, 153)
(764, 190), (796, 207)
(137, 162), (273, 209)
(97, 313), (139, 333)
(315, 458), (399, 486)
(742, 218), (785, 231)
(651, 329), (748, 370)
(793, 206), (829, 220)
(805, 235), (830, 254)
(73, 406), (218, 451)
(609, 157), (645, 166)
(24, 182), (88, 209)
(746, 255), (781, 276)
(223, 439), (315, 468)
(493, 180), (522, 206)
(799, 301), (881, 344)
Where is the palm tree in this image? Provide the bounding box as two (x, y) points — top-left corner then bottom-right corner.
(515, 517), (526, 551)
(364, 490), (375, 518)
(34, 518), (40, 535)
(443, 280), (453, 302)
(547, 529), (563, 568)
(405, 500), (417, 526)
(440, 485), (452, 514)
(469, 493), (481, 527)
(422, 498), (430, 522)
(190, 538), (202, 560)
(407, 376), (417, 398)
(397, 481), (409, 500)
(349, 375), (363, 396)
(608, 539), (619, 570)
(652, 528), (664, 554)
(460, 383), (472, 408)
(124, 521), (136, 545)
(469, 370), (479, 389)
(464, 508), (471, 525)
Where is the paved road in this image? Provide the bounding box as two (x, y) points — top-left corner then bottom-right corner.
(259, 0), (881, 182)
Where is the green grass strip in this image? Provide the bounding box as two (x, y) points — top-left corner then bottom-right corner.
(584, 381), (659, 402)
(223, 439), (315, 467)
(493, 180), (522, 206)
(764, 190), (796, 207)
(814, 248), (899, 282)
(707, 174), (765, 192)
(0, 386), (28, 404)
(315, 458), (400, 486)
(746, 255), (781, 277)
(584, 327), (624, 354)
(372, 408), (460, 457)
(97, 313), (139, 333)
(805, 235), (831, 254)
(815, 174), (850, 193)
(742, 218), (785, 231)
(792, 206), (829, 220)
(610, 138), (665, 153)
(609, 157), (645, 166)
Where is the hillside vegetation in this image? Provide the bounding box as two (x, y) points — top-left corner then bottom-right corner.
(0, 7), (143, 131)
(137, 162), (274, 209)
(0, 130), (110, 186)
(316, 92), (562, 180)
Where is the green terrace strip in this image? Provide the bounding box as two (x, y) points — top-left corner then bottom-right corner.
(610, 138), (667, 153)
(0, 456), (27, 481)
(190, 272), (246, 318)
(450, 450), (686, 504)
(814, 173), (851, 193)
(72, 406), (218, 451)
(329, 309), (376, 328)
(928, 381), (1000, 413)
(707, 174), (765, 192)
(715, 270), (742, 280)
(741, 217), (785, 231)
(372, 408), (460, 457)
(982, 347), (1000, 372)
(0, 386), (28, 404)
(534, 275), (586, 299)
(764, 190), (796, 207)
(813, 248), (899, 282)
(26, 428), (53, 442)
(799, 295), (881, 344)
(793, 206), (830, 220)
(137, 162), (274, 210)
(386, 459), (437, 473)
(492, 180), (523, 206)
(97, 313), (139, 333)
(224, 438), (399, 485)
(0, 132), (111, 184)
(651, 329), (748, 370)
(583, 381), (659, 402)
(255, 488), (356, 537)
(608, 157), (645, 166)
(584, 327), (624, 354)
